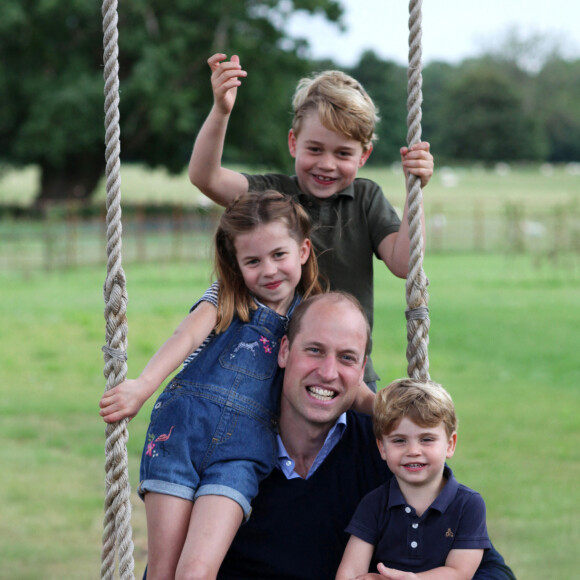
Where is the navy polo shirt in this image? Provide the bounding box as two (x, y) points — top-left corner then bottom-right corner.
(345, 466), (491, 573)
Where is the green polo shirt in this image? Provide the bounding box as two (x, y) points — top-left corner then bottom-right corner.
(244, 174), (401, 384)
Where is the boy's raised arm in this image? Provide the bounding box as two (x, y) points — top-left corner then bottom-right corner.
(189, 53), (249, 207)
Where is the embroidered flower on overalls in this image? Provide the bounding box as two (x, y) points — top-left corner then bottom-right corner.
(146, 441), (156, 456)
(259, 336), (276, 354)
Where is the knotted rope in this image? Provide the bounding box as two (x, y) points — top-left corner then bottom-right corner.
(405, 0), (430, 380)
(101, 0), (135, 578)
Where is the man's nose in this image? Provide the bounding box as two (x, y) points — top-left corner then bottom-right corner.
(317, 355), (338, 381)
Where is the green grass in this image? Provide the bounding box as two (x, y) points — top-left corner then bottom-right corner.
(2, 253), (579, 579)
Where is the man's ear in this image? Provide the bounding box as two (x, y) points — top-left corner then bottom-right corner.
(359, 143), (373, 168)
(288, 129), (297, 158)
(278, 335), (290, 368)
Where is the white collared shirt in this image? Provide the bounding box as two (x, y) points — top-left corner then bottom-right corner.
(276, 412), (348, 479)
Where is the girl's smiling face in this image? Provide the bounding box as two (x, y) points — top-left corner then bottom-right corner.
(234, 221), (310, 315)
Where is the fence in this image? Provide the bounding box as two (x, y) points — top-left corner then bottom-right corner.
(1, 199), (579, 274)
(0, 203), (220, 274)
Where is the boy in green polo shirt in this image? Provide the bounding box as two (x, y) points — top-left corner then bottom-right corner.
(189, 53), (434, 390)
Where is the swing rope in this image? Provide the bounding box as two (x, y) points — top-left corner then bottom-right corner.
(97, 1), (428, 576)
(101, 0), (135, 577)
(405, 0), (430, 380)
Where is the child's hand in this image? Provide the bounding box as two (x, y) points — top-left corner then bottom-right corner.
(208, 53), (247, 115)
(99, 379), (147, 423)
(400, 141), (433, 188)
(374, 563), (418, 579)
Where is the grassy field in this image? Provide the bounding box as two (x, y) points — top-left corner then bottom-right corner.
(1, 250), (579, 579)
(1, 163), (579, 578)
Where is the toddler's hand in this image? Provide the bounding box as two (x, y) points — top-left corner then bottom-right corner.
(375, 563), (419, 579)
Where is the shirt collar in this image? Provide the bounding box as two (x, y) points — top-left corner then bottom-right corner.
(295, 179), (356, 205)
(387, 465), (459, 514)
(276, 412), (348, 480)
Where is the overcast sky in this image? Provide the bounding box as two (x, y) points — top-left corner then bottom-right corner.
(286, 0), (580, 66)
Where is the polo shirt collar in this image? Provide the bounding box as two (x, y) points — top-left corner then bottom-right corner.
(295, 179), (355, 205)
(387, 465), (459, 515)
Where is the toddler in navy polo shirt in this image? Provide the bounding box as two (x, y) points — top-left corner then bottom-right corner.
(336, 379), (490, 580)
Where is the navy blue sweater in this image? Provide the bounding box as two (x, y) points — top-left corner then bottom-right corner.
(217, 412), (515, 580)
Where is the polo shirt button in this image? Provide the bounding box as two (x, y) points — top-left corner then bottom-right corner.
(412, 523), (419, 529)
(285, 460), (292, 467)
(405, 507), (412, 514)
(411, 541), (418, 549)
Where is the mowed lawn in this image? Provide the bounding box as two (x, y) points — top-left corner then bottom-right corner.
(1, 249), (579, 579)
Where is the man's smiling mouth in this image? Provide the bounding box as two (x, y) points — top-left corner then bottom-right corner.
(307, 386), (336, 401)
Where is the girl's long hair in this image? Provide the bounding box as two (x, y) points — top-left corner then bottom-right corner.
(214, 190), (323, 333)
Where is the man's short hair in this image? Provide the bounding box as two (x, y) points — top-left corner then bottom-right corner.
(286, 292), (371, 358)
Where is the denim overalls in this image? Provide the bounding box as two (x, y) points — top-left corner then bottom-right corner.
(139, 295), (300, 518)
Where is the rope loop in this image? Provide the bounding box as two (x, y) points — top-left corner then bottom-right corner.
(102, 345), (129, 362)
(405, 306), (430, 322)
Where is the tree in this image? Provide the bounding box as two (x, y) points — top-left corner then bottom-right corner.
(534, 58), (580, 162)
(437, 62), (547, 163)
(346, 51), (407, 164)
(421, 60), (457, 157)
(0, 0), (342, 203)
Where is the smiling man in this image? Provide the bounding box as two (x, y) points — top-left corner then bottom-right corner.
(216, 292), (515, 580)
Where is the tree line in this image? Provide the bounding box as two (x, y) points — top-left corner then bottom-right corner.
(0, 1), (578, 204)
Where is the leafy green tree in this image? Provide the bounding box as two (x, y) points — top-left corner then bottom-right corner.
(437, 62), (547, 163)
(0, 0), (341, 203)
(534, 58), (580, 161)
(421, 60), (457, 158)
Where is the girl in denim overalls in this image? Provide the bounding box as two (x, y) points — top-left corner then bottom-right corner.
(100, 191), (323, 579)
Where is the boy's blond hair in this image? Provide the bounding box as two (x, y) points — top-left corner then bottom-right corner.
(373, 379), (458, 440)
(292, 70), (379, 152)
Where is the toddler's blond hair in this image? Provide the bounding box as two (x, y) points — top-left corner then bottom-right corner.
(373, 379), (458, 440)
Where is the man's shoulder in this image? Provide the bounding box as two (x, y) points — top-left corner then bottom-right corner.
(344, 410), (374, 436)
(340, 411), (384, 466)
